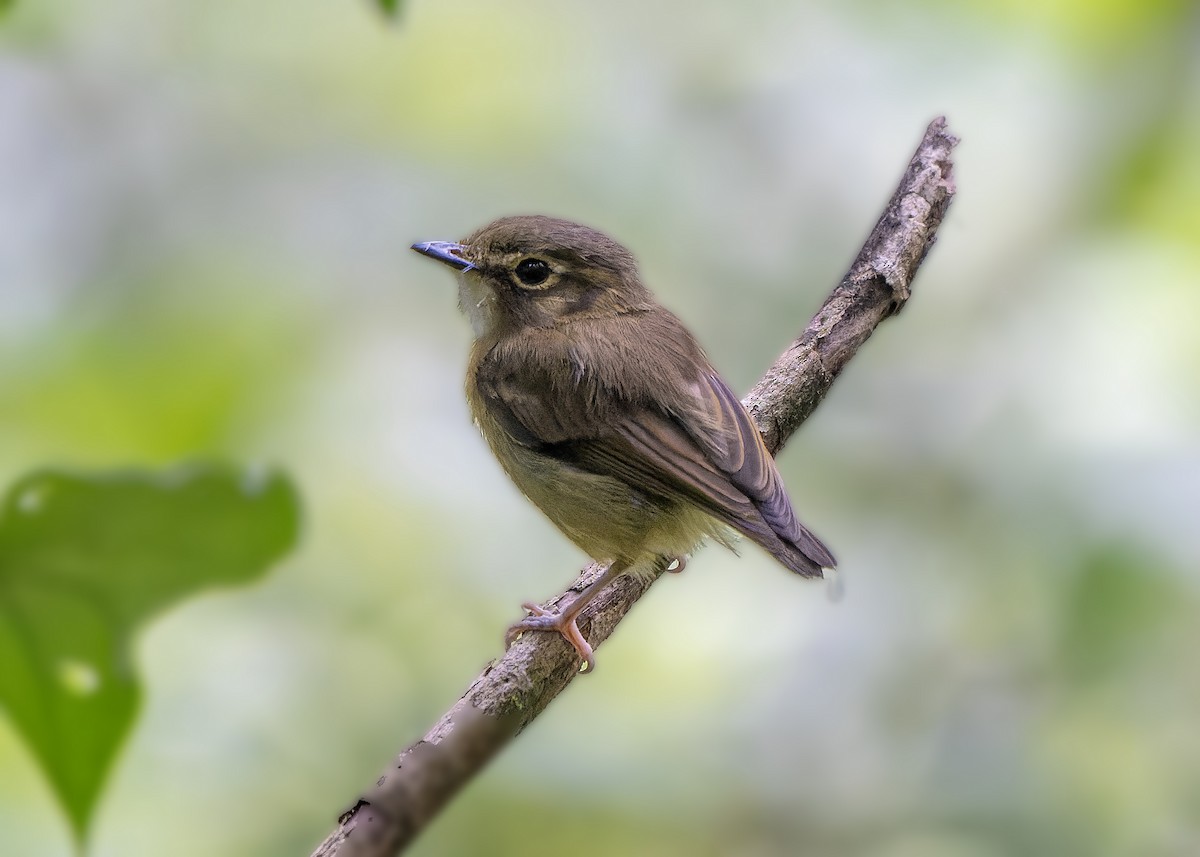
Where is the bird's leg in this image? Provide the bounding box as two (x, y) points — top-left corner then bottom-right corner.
(505, 560), (629, 673)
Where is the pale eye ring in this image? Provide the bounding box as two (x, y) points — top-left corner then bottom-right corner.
(514, 258), (551, 287)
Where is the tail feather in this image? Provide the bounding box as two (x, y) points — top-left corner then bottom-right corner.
(722, 505), (835, 578)
(788, 520), (837, 571)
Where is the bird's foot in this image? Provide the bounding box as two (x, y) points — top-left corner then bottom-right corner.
(505, 602), (595, 673)
(665, 555), (688, 574)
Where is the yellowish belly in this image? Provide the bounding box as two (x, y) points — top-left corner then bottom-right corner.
(469, 391), (719, 569)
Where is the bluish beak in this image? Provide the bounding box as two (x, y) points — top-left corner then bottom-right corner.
(411, 240), (475, 272)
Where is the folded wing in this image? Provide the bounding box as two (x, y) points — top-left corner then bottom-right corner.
(479, 351), (835, 576)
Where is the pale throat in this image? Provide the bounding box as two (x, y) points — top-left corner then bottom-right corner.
(457, 271), (499, 339)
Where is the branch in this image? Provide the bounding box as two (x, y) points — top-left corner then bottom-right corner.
(310, 117), (958, 857)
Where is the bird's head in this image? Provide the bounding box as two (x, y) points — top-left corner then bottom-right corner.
(412, 215), (650, 339)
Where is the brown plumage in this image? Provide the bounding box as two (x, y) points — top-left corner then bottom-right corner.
(413, 216), (834, 671)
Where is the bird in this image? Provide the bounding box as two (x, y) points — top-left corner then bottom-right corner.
(412, 215), (835, 671)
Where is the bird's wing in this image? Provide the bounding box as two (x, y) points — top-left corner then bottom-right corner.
(477, 350), (834, 574)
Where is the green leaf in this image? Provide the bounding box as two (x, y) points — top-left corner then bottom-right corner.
(377, 0), (402, 17)
(0, 465), (301, 844)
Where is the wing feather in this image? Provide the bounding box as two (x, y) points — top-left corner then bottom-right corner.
(476, 333), (835, 574)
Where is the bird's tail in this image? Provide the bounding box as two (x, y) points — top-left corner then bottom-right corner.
(725, 509), (835, 579)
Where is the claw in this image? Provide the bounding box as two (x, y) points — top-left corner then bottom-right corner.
(505, 605), (595, 672)
(502, 560), (627, 674)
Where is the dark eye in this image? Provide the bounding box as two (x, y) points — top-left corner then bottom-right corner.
(514, 258), (551, 287)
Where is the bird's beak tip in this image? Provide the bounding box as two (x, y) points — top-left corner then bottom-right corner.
(412, 240), (474, 272)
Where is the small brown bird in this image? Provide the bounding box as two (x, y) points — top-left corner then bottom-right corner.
(413, 216), (835, 671)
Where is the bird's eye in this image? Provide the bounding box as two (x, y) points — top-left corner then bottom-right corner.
(514, 258), (551, 287)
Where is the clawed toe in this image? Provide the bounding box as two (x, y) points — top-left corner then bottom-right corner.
(504, 604), (596, 672)
(502, 561), (627, 674)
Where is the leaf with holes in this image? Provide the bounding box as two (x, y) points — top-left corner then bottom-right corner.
(0, 465), (300, 843)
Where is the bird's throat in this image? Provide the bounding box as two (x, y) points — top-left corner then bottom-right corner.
(457, 272), (501, 340)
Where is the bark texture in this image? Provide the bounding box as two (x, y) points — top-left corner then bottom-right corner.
(311, 117), (958, 857)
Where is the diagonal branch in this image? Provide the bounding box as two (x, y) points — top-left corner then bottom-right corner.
(310, 117), (958, 857)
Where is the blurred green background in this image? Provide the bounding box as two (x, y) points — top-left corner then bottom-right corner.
(2, 0), (1198, 855)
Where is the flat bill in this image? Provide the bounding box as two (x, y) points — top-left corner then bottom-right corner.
(411, 240), (474, 271)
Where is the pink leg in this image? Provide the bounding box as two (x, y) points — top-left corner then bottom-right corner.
(505, 560), (628, 673)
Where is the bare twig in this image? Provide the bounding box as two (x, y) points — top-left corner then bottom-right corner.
(310, 117), (958, 857)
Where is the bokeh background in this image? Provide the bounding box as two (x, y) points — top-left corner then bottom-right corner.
(2, 1), (1199, 855)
